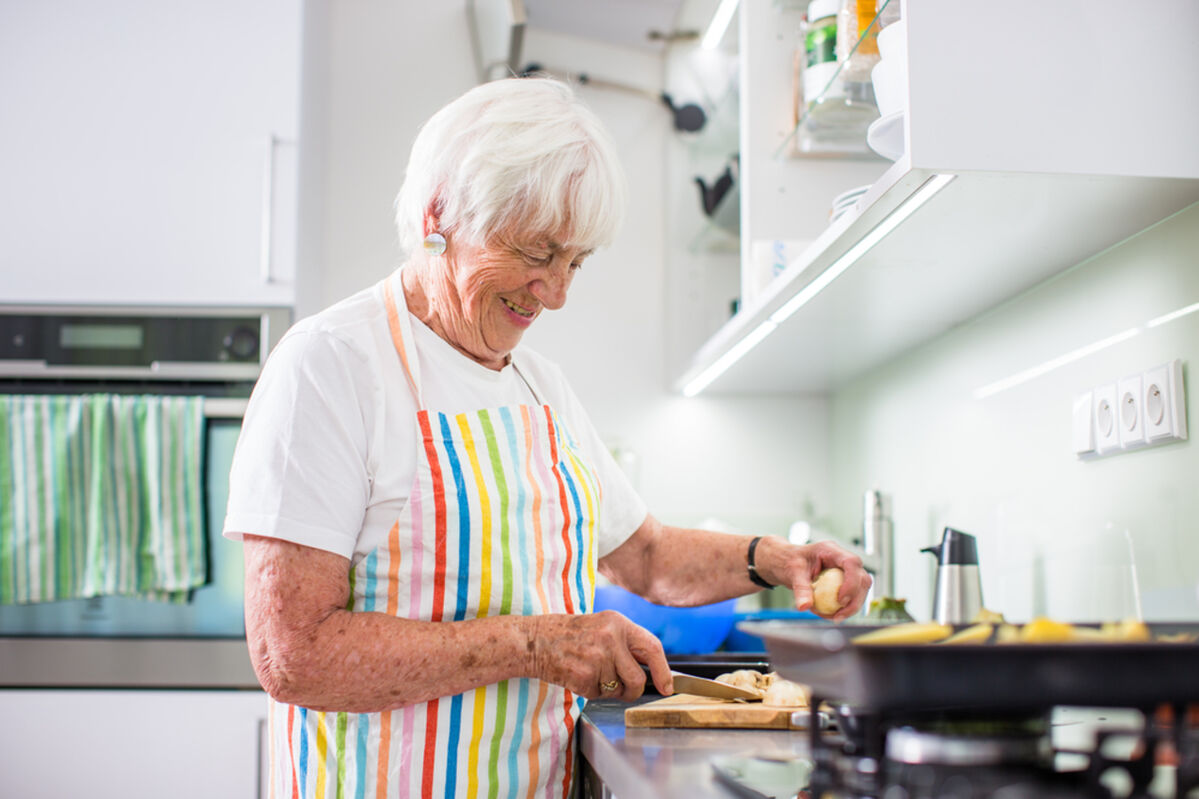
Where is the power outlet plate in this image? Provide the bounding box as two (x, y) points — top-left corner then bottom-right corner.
(1074, 359), (1187, 459)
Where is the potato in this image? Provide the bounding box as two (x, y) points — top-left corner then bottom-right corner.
(940, 623), (994, 645)
(716, 670), (765, 692)
(812, 568), (846, 616)
(762, 678), (809, 707)
(1018, 617), (1076, 643)
(854, 621), (953, 645)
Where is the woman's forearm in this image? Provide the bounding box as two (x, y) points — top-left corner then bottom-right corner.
(599, 516), (871, 620)
(243, 534), (673, 711)
(243, 534), (541, 712)
(250, 607), (539, 713)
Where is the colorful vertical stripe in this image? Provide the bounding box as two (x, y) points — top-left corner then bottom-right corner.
(0, 393), (207, 604)
(269, 276), (604, 798)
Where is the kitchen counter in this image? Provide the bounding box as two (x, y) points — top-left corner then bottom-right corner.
(577, 697), (811, 798)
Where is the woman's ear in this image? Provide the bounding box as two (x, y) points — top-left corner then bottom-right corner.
(422, 197), (445, 236)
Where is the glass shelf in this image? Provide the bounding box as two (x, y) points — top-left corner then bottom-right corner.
(777, 0), (894, 159)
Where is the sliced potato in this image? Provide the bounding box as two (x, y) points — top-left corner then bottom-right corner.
(940, 623), (994, 645)
(761, 678), (809, 707)
(854, 621), (953, 645)
(812, 568), (846, 616)
(1019, 617), (1076, 643)
(1100, 619), (1151, 642)
(995, 623), (1022, 644)
(972, 607), (1006, 624)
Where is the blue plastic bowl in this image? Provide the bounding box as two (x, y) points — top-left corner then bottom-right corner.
(724, 609), (821, 652)
(593, 585), (737, 654)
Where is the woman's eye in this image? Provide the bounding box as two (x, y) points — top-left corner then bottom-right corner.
(569, 260), (584, 272)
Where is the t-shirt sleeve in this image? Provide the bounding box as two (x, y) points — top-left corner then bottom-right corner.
(222, 328), (375, 560)
(542, 365), (648, 557)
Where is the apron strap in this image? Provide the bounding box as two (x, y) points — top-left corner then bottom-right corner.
(381, 270), (424, 407)
(383, 268), (549, 411)
(510, 356), (549, 408)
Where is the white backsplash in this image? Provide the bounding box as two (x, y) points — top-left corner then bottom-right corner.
(828, 203), (1199, 623)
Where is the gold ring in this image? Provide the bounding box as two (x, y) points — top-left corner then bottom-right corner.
(600, 679), (621, 693)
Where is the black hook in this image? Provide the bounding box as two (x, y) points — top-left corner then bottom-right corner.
(661, 93), (707, 133)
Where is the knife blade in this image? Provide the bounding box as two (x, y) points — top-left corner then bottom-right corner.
(669, 670), (762, 701)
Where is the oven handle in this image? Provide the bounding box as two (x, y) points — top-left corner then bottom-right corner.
(0, 360), (261, 381)
(204, 398), (248, 419)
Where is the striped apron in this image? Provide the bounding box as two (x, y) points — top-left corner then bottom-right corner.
(266, 277), (602, 799)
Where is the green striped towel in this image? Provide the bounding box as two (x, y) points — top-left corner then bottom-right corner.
(0, 394), (207, 605)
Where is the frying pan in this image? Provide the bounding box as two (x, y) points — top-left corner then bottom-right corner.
(742, 621), (1199, 714)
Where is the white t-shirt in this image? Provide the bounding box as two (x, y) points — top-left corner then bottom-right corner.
(223, 274), (648, 565)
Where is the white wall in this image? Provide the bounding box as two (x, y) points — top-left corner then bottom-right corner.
(828, 203), (1199, 623)
(318, 3), (830, 538)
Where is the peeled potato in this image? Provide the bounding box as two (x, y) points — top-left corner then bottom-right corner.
(716, 669), (765, 692)
(762, 678), (809, 707)
(940, 623), (993, 645)
(812, 568), (846, 616)
(854, 621), (953, 645)
(1019, 617), (1076, 643)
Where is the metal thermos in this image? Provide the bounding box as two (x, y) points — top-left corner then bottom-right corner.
(921, 527), (983, 624)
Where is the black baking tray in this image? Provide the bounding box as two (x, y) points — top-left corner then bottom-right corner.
(742, 621), (1199, 714)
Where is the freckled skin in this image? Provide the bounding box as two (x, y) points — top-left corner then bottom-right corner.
(402, 223), (588, 371)
(239, 220), (871, 711)
(243, 522), (869, 711)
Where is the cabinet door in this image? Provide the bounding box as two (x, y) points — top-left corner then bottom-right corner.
(0, 0), (301, 306)
(0, 689), (269, 799)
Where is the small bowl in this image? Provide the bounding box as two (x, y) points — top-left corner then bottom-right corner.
(871, 59), (906, 119)
(876, 20), (906, 62)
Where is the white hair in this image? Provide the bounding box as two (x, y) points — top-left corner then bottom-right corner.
(394, 78), (627, 256)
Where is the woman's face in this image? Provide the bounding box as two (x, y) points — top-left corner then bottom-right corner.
(430, 229), (592, 370)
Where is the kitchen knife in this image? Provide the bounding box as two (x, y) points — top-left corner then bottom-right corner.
(669, 670), (762, 701)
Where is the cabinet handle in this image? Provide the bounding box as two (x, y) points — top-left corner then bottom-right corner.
(260, 134), (278, 285)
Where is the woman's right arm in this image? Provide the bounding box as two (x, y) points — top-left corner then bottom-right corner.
(242, 534), (672, 711)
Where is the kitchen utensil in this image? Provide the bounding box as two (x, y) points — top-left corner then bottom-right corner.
(670, 670), (763, 701)
(741, 620), (1199, 713)
(921, 527), (983, 624)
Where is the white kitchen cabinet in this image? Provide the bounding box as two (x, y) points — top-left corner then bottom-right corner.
(676, 0), (1199, 395)
(0, 0), (303, 307)
(0, 689), (269, 799)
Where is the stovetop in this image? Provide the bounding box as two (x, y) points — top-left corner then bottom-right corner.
(797, 702), (1199, 799)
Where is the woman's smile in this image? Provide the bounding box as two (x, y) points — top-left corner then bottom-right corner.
(501, 296), (536, 321)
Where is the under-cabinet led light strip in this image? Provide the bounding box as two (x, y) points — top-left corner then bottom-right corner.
(681, 173), (956, 398)
(701, 0), (740, 50)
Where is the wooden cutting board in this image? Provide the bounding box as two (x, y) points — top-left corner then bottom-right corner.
(624, 694), (809, 730)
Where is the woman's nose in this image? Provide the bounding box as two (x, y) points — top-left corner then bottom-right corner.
(530, 259), (572, 310)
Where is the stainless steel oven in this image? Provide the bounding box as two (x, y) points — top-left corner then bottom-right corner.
(0, 304), (289, 687)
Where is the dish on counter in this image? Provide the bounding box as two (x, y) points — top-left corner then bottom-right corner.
(866, 111), (905, 160)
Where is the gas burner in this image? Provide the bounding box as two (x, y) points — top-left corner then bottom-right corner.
(802, 701), (1199, 799)
(886, 718), (1053, 768)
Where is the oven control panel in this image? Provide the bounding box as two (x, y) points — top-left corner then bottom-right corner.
(0, 306), (290, 376)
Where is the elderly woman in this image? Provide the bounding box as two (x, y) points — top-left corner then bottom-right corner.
(224, 78), (869, 798)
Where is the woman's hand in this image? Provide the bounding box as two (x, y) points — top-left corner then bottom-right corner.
(758, 538), (872, 622)
(527, 611), (673, 702)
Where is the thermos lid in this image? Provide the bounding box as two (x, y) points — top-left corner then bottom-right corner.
(920, 527), (979, 565)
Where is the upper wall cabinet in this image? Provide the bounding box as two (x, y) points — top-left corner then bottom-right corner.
(676, 0), (1199, 395)
(0, 0), (303, 307)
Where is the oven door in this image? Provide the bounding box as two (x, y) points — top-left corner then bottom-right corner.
(0, 417), (258, 688)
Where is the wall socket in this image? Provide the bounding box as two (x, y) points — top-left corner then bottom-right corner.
(1073, 359), (1187, 459)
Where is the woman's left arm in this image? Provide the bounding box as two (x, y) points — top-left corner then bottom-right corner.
(598, 514), (872, 622)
